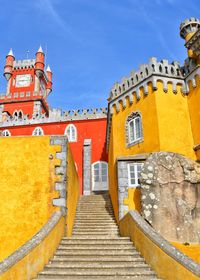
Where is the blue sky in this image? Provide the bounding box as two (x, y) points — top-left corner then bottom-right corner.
(0, 0), (199, 110)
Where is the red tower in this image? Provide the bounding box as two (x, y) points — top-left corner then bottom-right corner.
(0, 46), (53, 119)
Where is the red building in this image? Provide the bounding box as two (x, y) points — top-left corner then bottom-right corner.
(0, 47), (108, 195)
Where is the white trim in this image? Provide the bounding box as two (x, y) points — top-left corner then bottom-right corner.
(64, 124), (77, 142)
(128, 115), (142, 144)
(91, 161), (108, 191)
(128, 162), (143, 187)
(32, 126), (44, 136)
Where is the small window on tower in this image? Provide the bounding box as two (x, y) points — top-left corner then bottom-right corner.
(64, 124), (77, 142)
(2, 130), (11, 137)
(32, 127), (44, 136)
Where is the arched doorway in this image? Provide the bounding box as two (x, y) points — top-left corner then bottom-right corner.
(92, 161), (108, 191)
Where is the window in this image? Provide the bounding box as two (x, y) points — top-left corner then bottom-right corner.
(2, 130), (11, 137)
(92, 161), (108, 191)
(128, 162), (143, 187)
(126, 112), (142, 146)
(32, 127), (44, 136)
(64, 124), (77, 142)
(13, 110), (23, 120)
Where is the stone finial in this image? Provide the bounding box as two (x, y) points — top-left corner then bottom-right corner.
(180, 18), (200, 40)
(46, 65), (52, 72)
(37, 45), (44, 53)
(7, 48), (14, 57)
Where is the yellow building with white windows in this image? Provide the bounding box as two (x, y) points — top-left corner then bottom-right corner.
(106, 17), (200, 222)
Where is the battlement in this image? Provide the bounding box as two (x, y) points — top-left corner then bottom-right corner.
(180, 18), (200, 40)
(13, 59), (35, 69)
(63, 107), (107, 120)
(0, 107), (107, 127)
(109, 58), (184, 101)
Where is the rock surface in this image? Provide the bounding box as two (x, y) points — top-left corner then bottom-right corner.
(140, 152), (200, 243)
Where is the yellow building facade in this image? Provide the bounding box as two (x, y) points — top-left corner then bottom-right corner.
(107, 17), (200, 222)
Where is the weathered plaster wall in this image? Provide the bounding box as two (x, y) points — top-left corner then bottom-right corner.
(120, 211), (200, 280)
(108, 82), (197, 222)
(109, 84), (159, 222)
(155, 82), (195, 159)
(1, 213), (65, 280)
(66, 143), (80, 236)
(172, 242), (200, 264)
(0, 136), (60, 261)
(187, 76), (200, 160)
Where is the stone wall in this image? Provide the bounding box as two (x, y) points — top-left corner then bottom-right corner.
(140, 152), (200, 243)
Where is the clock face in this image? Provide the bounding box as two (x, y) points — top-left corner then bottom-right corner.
(15, 74), (31, 87)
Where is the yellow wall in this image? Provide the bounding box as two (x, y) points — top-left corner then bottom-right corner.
(172, 242), (200, 264)
(109, 85), (159, 221)
(155, 82), (195, 159)
(187, 75), (200, 160)
(1, 214), (65, 280)
(123, 188), (141, 215)
(66, 143), (80, 236)
(120, 212), (199, 280)
(0, 137), (60, 261)
(108, 81), (197, 222)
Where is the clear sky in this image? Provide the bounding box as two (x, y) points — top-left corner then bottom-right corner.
(0, 0), (199, 110)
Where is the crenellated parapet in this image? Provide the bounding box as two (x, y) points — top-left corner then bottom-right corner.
(13, 59), (35, 69)
(63, 107), (107, 120)
(109, 58), (185, 102)
(0, 107), (107, 127)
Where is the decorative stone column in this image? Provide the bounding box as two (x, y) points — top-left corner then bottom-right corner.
(83, 139), (92, 195)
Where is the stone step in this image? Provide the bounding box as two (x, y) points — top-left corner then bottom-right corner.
(60, 240), (131, 245)
(47, 262), (147, 269)
(73, 228), (119, 232)
(76, 211), (114, 213)
(62, 236), (129, 240)
(75, 216), (115, 219)
(72, 232), (119, 236)
(51, 257), (144, 263)
(75, 214), (115, 218)
(44, 263), (150, 274)
(35, 277), (159, 280)
(74, 223), (117, 227)
(38, 269), (156, 276)
(57, 244), (134, 250)
(55, 250), (139, 256)
(73, 225), (117, 228)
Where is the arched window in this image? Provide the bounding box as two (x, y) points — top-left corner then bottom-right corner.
(2, 129), (11, 137)
(64, 124), (77, 142)
(126, 112), (143, 146)
(13, 110), (23, 120)
(32, 127), (44, 136)
(92, 161), (108, 191)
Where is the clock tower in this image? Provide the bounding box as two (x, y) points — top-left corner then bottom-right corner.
(0, 46), (53, 120)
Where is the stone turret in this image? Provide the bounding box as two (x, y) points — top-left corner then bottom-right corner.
(35, 46), (45, 78)
(180, 18), (200, 59)
(180, 18), (200, 42)
(4, 49), (15, 81)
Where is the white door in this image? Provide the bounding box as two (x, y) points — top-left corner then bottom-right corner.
(92, 161), (108, 191)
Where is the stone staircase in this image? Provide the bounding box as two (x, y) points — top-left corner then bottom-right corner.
(35, 192), (160, 279)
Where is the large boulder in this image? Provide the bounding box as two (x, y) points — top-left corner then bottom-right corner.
(140, 152), (200, 243)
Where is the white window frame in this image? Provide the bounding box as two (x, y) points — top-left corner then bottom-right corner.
(32, 127), (44, 136)
(92, 161), (108, 190)
(128, 162), (143, 187)
(2, 129), (11, 137)
(64, 124), (77, 142)
(128, 115), (142, 144)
